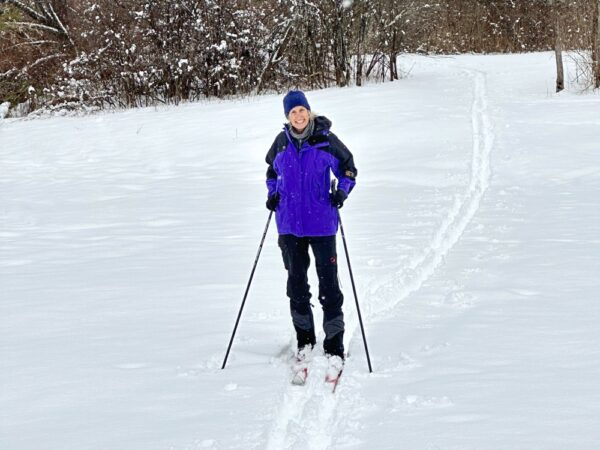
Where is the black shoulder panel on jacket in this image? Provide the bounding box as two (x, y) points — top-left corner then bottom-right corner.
(265, 131), (288, 180)
(307, 134), (329, 146)
(265, 131), (287, 165)
(327, 132), (357, 180)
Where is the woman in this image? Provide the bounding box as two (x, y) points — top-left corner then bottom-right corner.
(265, 90), (357, 369)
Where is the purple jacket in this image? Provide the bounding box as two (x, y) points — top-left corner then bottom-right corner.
(265, 116), (357, 237)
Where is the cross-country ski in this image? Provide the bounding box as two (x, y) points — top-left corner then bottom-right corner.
(290, 347), (312, 386)
(324, 356), (344, 393)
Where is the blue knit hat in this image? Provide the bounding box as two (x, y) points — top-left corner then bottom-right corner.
(283, 90), (311, 117)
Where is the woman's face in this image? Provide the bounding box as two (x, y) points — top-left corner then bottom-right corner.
(288, 106), (310, 132)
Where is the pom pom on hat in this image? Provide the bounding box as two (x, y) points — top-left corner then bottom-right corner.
(283, 90), (311, 117)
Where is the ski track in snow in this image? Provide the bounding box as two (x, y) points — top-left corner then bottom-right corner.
(366, 67), (494, 321)
(264, 67), (494, 450)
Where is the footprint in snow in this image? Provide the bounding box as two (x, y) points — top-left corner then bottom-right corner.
(381, 353), (420, 372)
(391, 394), (453, 412)
(420, 342), (451, 354)
(442, 290), (476, 309)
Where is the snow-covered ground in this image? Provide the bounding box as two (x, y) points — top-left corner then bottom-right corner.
(1, 53), (599, 450)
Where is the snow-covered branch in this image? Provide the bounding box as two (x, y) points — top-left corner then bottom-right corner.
(6, 39), (59, 49)
(8, 20), (62, 34)
(0, 0), (47, 23)
(23, 52), (66, 70)
(384, 2), (418, 29)
(48, 2), (75, 49)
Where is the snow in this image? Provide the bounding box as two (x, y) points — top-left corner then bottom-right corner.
(1, 52), (600, 449)
(0, 102), (9, 120)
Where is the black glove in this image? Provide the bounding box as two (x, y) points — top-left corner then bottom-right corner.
(266, 193), (280, 211)
(329, 189), (348, 209)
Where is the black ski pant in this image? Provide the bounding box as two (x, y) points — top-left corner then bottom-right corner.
(278, 234), (344, 357)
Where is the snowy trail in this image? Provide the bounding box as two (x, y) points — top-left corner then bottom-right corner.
(264, 67), (494, 450)
(366, 68), (493, 320)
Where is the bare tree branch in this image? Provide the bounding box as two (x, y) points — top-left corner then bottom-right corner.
(38, 1), (55, 24)
(0, 67), (19, 78)
(8, 20), (62, 34)
(23, 52), (66, 70)
(6, 39), (58, 49)
(1, 1), (73, 43)
(0, 0), (47, 23)
(254, 19), (295, 94)
(48, 2), (75, 49)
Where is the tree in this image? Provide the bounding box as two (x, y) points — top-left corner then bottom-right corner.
(0, 0), (76, 108)
(593, 0), (600, 88)
(1, 0), (596, 114)
(549, 0), (565, 93)
(348, 0), (375, 86)
(329, 0), (351, 86)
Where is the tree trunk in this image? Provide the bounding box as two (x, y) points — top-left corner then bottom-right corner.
(389, 30), (398, 81)
(332, 4), (349, 87)
(593, 0), (600, 88)
(355, 15), (367, 86)
(555, 9), (564, 92)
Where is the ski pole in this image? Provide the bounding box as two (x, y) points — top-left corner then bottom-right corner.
(221, 210), (273, 369)
(332, 180), (373, 373)
(338, 210), (373, 373)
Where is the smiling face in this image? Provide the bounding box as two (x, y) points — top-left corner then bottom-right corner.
(288, 106), (310, 133)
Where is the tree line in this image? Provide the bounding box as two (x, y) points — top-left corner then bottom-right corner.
(0, 0), (598, 115)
